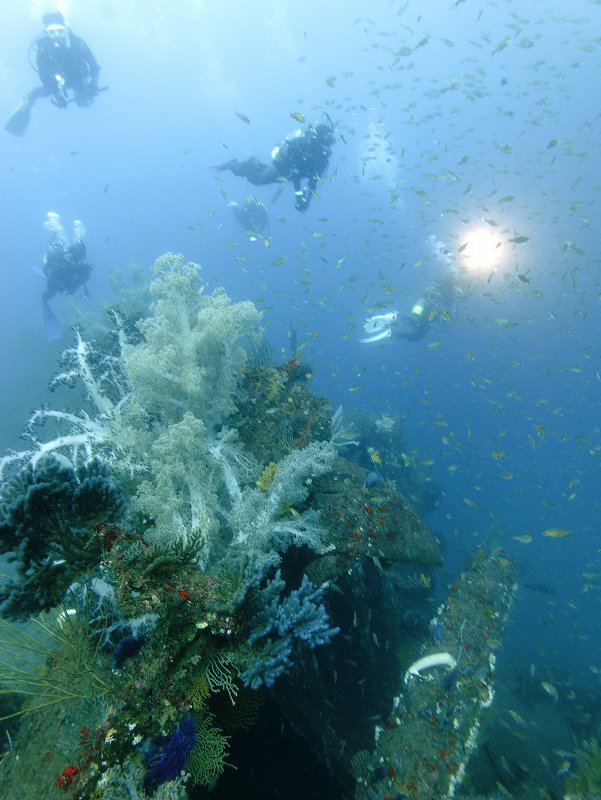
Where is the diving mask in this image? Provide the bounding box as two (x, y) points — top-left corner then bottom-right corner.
(46, 23), (69, 47)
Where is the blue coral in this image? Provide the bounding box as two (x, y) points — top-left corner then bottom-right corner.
(144, 714), (197, 790)
(241, 570), (339, 689)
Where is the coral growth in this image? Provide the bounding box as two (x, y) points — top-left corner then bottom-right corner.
(0, 456), (126, 618)
(187, 711), (230, 788)
(0, 251), (447, 798)
(144, 714), (198, 791)
(240, 569), (339, 689)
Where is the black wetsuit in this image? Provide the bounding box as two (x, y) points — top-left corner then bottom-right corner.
(397, 313), (432, 341)
(218, 125), (334, 211)
(42, 241), (92, 303)
(36, 30), (100, 107)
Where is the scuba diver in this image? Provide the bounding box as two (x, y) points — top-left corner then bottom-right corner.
(361, 277), (459, 344)
(215, 120), (335, 212)
(361, 234), (468, 345)
(229, 196), (270, 242)
(6, 11), (101, 136)
(40, 212), (92, 341)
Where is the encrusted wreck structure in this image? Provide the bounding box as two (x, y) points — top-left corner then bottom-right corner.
(0, 254), (517, 799)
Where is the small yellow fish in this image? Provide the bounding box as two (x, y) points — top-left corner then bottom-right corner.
(369, 450), (382, 464)
(290, 111), (306, 123)
(492, 37), (512, 55)
(491, 450), (506, 460)
(513, 534), (532, 544)
(542, 528), (572, 538)
(419, 573), (431, 588)
(508, 709), (528, 727)
(541, 681), (559, 702)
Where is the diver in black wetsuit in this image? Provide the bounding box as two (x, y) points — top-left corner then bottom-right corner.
(35, 11), (100, 108)
(5, 11), (101, 135)
(216, 121), (335, 212)
(42, 239), (91, 304)
(41, 213), (92, 340)
(360, 277), (460, 344)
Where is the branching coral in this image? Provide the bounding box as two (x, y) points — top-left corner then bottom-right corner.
(133, 412), (219, 563)
(133, 413), (257, 566)
(0, 324), (129, 481)
(188, 711), (230, 789)
(123, 252), (262, 437)
(222, 441), (337, 587)
(240, 569), (339, 689)
(0, 456), (126, 618)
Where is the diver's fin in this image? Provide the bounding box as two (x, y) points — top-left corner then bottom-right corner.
(212, 159), (237, 171)
(5, 87), (48, 136)
(5, 96), (32, 136)
(359, 329), (392, 344)
(42, 302), (62, 341)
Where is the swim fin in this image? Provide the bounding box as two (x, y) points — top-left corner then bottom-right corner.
(5, 96), (32, 136)
(5, 87), (49, 136)
(42, 302), (62, 341)
(359, 329), (392, 344)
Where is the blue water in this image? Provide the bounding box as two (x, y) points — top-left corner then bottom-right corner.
(1, 0), (600, 793)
